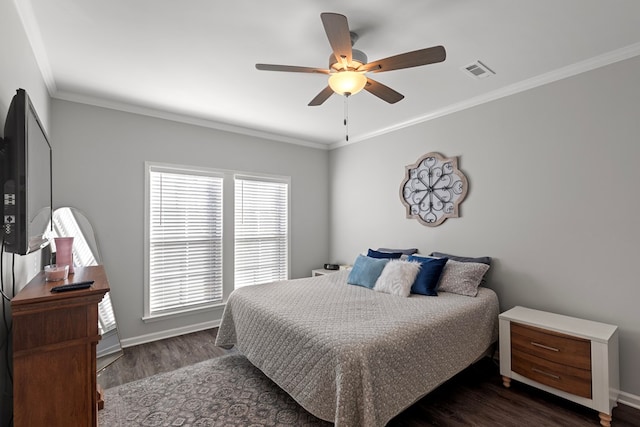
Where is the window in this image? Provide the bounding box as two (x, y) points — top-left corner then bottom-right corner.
(98, 293), (117, 334)
(144, 163), (290, 320)
(234, 175), (289, 287)
(144, 163), (223, 319)
(50, 207), (98, 267)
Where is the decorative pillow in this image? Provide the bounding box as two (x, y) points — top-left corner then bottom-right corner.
(373, 260), (421, 297)
(437, 259), (490, 297)
(430, 251), (492, 285)
(347, 255), (390, 289)
(407, 255), (448, 296)
(377, 247), (419, 255)
(430, 251), (492, 265)
(367, 248), (403, 259)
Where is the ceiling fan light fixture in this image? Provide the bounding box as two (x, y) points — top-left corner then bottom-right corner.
(329, 48), (368, 72)
(328, 71), (367, 96)
(256, 13), (445, 106)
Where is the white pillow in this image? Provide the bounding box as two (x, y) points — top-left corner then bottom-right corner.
(373, 260), (421, 297)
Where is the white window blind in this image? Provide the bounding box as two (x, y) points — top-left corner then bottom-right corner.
(51, 207), (98, 267)
(235, 176), (289, 287)
(148, 168), (223, 316)
(98, 294), (117, 334)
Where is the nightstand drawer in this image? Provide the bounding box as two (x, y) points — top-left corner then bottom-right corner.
(511, 322), (591, 370)
(512, 350), (592, 398)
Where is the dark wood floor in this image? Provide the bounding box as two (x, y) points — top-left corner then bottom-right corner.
(97, 328), (236, 389)
(98, 329), (640, 426)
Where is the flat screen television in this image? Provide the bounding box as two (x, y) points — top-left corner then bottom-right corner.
(1, 88), (52, 255)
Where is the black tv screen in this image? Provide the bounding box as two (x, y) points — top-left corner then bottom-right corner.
(1, 88), (52, 255)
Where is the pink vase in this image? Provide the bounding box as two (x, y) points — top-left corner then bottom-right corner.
(54, 237), (75, 274)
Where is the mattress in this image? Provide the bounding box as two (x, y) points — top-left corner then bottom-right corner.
(216, 270), (499, 426)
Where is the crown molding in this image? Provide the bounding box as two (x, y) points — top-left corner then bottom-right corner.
(53, 91), (329, 150)
(15, 0), (640, 152)
(329, 42), (640, 150)
(12, 0), (57, 96)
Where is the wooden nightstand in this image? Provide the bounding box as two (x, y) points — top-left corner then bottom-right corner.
(499, 306), (619, 427)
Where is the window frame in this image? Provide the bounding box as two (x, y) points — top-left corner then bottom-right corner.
(143, 162), (291, 322)
(143, 162), (225, 321)
(234, 173), (291, 288)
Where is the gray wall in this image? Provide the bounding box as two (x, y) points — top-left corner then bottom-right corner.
(329, 56), (640, 398)
(0, 0), (52, 423)
(51, 100), (330, 345)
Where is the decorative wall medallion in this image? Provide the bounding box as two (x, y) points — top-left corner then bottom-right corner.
(400, 152), (468, 227)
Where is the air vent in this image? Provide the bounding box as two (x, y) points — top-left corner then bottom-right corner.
(462, 60), (496, 79)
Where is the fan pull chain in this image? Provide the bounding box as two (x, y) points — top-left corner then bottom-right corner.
(344, 94), (349, 142)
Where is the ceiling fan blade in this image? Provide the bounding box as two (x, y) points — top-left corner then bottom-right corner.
(308, 86), (334, 106)
(364, 78), (404, 104)
(362, 45), (446, 73)
(256, 64), (330, 74)
(321, 12), (352, 66)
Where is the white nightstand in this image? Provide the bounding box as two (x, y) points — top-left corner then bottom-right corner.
(499, 306), (619, 427)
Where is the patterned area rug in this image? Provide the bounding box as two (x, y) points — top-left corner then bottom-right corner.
(99, 354), (332, 426)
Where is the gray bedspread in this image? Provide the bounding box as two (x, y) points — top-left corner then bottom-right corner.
(216, 270), (499, 427)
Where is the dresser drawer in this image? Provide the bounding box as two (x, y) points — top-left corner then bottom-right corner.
(511, 322), (591, 370)
(512, 349), (592, 398)
(13, 305), (90, 352)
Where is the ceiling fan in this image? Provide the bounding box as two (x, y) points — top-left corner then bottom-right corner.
(256, 12), (446, 106)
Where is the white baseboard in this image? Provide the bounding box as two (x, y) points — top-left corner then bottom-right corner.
(617, 390), (640, 410)
(120, 319), (221, 349)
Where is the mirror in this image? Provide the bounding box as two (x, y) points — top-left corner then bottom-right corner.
(45, 207), (123, 371)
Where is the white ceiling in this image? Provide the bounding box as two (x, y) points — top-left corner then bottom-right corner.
(15, 0), (640, 148)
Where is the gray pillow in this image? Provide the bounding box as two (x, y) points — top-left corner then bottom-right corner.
(437, 260), (490, 297)
(430, 251), (491, 265)
(430, 251), (492, 286)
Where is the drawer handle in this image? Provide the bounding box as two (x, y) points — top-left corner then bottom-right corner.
(530, 341), (559, 352)
(532, 367), (560, 380)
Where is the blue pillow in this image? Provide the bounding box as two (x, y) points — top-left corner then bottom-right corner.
(347, 255), (390, 289)
(367, 249), (402, 259)
(407, 255), (449, 296)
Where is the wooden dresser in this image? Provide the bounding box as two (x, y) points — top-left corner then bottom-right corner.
(11, 265), (110, 427)
(499, 306), (619, 427)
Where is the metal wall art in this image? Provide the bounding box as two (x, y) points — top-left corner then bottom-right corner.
(400, 152), (468, 227)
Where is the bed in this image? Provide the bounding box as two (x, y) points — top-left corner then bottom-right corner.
(215, 269), (499, 426)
